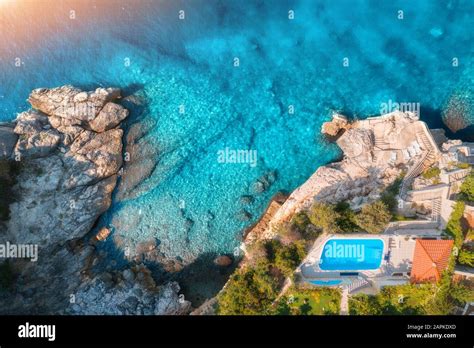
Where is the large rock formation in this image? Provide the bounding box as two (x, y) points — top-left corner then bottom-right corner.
(6, 86), (127, 247)
(0, 86), (191, 315)
(269, 111), (439, 227)
(66, 265), (191, 315)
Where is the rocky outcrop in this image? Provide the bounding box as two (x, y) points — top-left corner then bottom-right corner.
(67, 266), (191, 315)
(321, 113), (349, 137)
(243, 192), (288, 244)
(270, 111), (435, 227)
(0, 123), (18, 159)
(0, 86), (190, 315)
(5, 86), (127, 247)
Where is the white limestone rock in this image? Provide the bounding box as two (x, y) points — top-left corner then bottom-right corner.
(88, 102), (129, 132)
(29, 85), (121, 122)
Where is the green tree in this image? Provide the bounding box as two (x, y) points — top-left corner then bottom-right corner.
(349, 294), (383, 315)
(458, 249), (474, 267)
(217, 261), (279, 315)
(274, 241), (306, 277)
(448, 282), (474, 305)
(380, 177), (403, 212)
(291, 211), (310, 233)
(334, 201), (359, 232)
(460, 173), (474, 202)
(422, 167), (441, 180)
(354, 201), (392, 234)
(445, 201), (465, 248)
(307, 202), (341, 233)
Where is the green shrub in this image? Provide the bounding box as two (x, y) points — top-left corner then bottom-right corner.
(458, 249), (474, 267)
(217, 261), (279, 315)
(349, 279), (470, 315)
(466, 229), (474, 241)
(274, 241), (306, 277)
(334, 201), (359, 232)
(291, 211), (310, 232)
(380, 192), (397, 212)
(445, 201), (465, 249)
(422, 167), (441, 180)
(448, 281), (474, 305)
(264, 239), (306, 277)
(354, 201), (392, 234)
(456, 162), (471, 169)
(349, 294), (383, 315)
(460, 173), (474, 202)
(307, 202), (341, 233)
(379, 177), (403, 212)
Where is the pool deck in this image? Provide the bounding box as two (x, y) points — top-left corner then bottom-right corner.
(298, 232), (432, 290)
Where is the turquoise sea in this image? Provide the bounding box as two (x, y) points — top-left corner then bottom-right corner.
(1, 1), (473, 294)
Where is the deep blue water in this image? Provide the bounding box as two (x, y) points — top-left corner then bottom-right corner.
(320, 239), (384, 271)
(1, 0), (473, 263)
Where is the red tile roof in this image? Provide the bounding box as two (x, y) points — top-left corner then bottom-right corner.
(410, 239), (454, 283)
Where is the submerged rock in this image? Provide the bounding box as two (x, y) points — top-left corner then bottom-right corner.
(214, 255), (233, 267)
(236, 210), (252, 221)
(239, 195), (254, 205)
(442, 90), (474, 132)
(251, 170), (278, 194)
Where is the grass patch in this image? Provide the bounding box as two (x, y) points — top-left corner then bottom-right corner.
(456, 162), (471, 170)
(422, 167), (441, 180)
(275, 287), (341, 315)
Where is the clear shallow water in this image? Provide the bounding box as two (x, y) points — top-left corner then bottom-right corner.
(1, 0), (473, 262)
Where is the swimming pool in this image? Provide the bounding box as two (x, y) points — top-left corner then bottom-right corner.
(319, 239), (384, 271)
(308, 280), (343, 286)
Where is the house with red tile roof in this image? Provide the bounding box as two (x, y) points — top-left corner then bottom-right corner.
(410, 239), (454, 283)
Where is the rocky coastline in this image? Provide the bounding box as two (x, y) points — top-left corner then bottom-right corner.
(0, 86), (191, 315)
(211, 111), (474, 314)
(1, 86), (472, 315)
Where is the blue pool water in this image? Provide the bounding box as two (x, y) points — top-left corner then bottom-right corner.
(309, 280), (343, 286)
(320, 239), (384, 271)
(0, 0), (473, 263)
